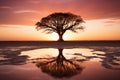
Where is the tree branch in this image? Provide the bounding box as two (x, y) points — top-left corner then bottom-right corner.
(37, 23), (56, 31)
(64, 22), (77, 31)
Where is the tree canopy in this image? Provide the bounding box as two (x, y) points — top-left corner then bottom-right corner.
(36, 12), (84, 41)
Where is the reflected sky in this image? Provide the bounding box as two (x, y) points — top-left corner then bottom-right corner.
(21, 48), (105, 60)
(0, 46), (120, 80)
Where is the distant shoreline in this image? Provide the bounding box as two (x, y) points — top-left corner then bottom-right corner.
(0, 41), (120, 47)
(0, 40), (120, 42)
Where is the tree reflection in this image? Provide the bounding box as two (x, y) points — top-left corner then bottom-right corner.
(36, 48), (84, 78)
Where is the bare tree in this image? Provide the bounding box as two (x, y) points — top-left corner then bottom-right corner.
(35, 12), (84, 41)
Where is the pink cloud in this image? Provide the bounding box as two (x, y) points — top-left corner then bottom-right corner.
(0, 0), (120, 25)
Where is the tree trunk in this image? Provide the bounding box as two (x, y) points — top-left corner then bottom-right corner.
(57, 49), (66, 64)
(58, 34), (64, 41)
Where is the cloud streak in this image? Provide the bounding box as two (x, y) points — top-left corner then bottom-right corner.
(13, 10), (38, 14)
(0, 6), (12, 9)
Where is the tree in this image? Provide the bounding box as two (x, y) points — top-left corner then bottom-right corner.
(36, 48), (83, 78)
(35, 12), (84, 41)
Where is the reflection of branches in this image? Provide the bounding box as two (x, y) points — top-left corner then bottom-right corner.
(35, 49), (84, 78)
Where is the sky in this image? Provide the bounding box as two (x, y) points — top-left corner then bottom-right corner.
(0, 0), (120, 41)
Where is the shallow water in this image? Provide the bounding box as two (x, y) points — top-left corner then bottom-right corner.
(0, 46), (120, 80)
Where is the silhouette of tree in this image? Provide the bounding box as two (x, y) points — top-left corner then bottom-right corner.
(35, 12), (84, 41)
(36, 48), (83, 78)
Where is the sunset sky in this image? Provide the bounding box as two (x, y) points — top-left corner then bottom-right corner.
(0, 0), (120, 41)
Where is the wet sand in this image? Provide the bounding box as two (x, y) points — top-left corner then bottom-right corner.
(0, 41), (120, 80)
